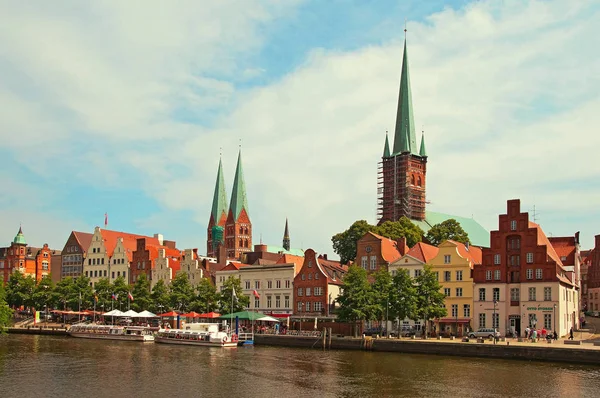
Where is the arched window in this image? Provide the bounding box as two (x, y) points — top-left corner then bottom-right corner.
(417, 176), (422, 187)
(239, 239), (243, 247)
(411, 175), (416, 185)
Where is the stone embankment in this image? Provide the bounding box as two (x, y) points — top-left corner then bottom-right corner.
(254, 334), (600, 366)
(5, 326), (68, 336)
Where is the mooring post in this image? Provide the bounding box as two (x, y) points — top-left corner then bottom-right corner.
(328, 327), (332, 349)
(322, 327), (327, 349)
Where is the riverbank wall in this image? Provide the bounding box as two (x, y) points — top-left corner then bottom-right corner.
(5, 327), (67, 336)
(254, 335), (600, 366)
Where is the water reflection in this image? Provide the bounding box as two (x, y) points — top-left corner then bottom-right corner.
(0, 335), (599, 398)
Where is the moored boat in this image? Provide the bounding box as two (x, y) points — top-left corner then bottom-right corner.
(67, 324), (155, 342)
(154, 323), (238, 348)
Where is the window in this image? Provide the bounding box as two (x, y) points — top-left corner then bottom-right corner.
(451, 304), (458, 317)
(479, 288), (486, 301)
(245, 280), (250, 289)
(479, 313), (486, 328)
(510, 255), (520, 266)
(434, 272), (439, 281)
(285, 280), (291, 288)
(284, 296), (290, 308)
(444, 271), (451, 282)
(486, 270), (492, 281)
(414, 269), (422, 278)
(305, 302), (311, 312)
(267, 280), (273, 289)
(297, 302), (302, 311)
(494, 270), (501, 280)
(536, 269), (543, 280)
(544, 314), (552, 329)
(544, 287), (552, 301)
(528, 287), (536, 301)
(510, 288), (520, 301)
(508, 237), (520, 250)
(494, 254), (501, 265)
(255, 281), (260, 289)
(456, 288), (463, 297)
(444, 288), (451, 297)
(510, 220), (517, 231)
(314, 302), (323, 312)
(308, 260), (312, 268)
(315, 273), (319, 280)
(370, 256), (377, 270)
(463, 304), (470, 317)
(255, 298), (260, 308)
(298, 288), (303, 296)
(361, 256), (367, 269)
(493, 288), (500, 302)
(526, 269), (533, 280)
(275, 296), (280, 308)
(301, 274), (305, 280)
(267, 296), (272, 308)
(456, 271), (463, 281)
(492, 313), (499, 329)
(276, 280), (281, 289)
(444, 255), (451, 264)
(526, 252), (534, 263)
(306, 288), (311, 296)
(314, 287), (323, 296)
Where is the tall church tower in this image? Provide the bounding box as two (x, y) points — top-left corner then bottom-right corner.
(377, 34), (428, 224)
(207, 158), (228, 258)
(282, 218), (290, 251)
(225, 150), (252, 259)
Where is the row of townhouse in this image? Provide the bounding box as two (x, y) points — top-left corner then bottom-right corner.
(356, 199), (582, 338)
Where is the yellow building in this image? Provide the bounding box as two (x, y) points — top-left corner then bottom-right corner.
(429, 240), (482, 337)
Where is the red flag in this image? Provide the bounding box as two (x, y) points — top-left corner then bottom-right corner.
(128, 292), (134, 301)
(104, 213), (108, 227)
(252, 290), (260, 299)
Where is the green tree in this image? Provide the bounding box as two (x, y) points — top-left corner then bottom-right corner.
(336, 265), (377, 336)
(371, 269), (393, 326)
(218, 276), (249, 314)
(425, 219), (470, 247)
(331, 220), (375, 264)
(55, 277), (76, 310)
(414, 265), (447, 337)
(31, 277), (58, 311)
(93, 278), (113, 312)
(191, 278), (219, 313)
(169, 273), (195, 312)
(150, 279), (170, 314)
(5, 271), (35, 309)
(73, 275), (94, 310)
(131, 273), (152, 312)
(375, 217), (424, 247)
(389, 269), (417, 337)
(111, 276), (130, 310)
(0, 282), (14, 328)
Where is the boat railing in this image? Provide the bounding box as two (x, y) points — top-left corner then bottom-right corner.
(237, 332), (254, 341)
(283, 330), (322, 337)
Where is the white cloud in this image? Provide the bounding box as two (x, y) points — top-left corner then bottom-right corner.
(1, 0), (599, 255)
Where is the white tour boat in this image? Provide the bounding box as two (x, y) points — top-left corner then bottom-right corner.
(67, 324), (155, 342)
(154, 323), (238, 348)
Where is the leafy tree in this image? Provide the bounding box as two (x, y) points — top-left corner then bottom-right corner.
(55, 277), (76, 310)
(93, 278), (113, 312)
(336, 265), (377, 336)
(73, 275), (94, 310)
(169, 273), (195, 312)
(331, 220), (374, 265)
(414, 265), (447, 337)
(111, 276), (130, 310)
(191, 278), (219, 313)
(150, 279), (170, 314)
(0, 282), (14, 328)
(425, 219), (470, 246)
(371, 269), (393, 325)
(389, 269), (417, 337)
(31, 277), (58, 311)
(218, 276), (249, 314)
(131, 273), (152, 312)
(375, 218), (424, 247)
(5, 271), (35, 309)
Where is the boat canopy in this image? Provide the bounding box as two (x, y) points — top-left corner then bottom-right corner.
(218, 310), (279, 321)
(136, 310), (158, 318)
(103, 309), (125, 317)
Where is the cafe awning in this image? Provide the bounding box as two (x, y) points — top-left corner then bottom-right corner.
(438, 318), (471, 324)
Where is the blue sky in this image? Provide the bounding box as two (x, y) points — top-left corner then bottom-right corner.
(1, 0), (599, 255)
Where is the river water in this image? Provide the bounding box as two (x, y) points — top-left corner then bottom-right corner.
(1, 334), (599, 398)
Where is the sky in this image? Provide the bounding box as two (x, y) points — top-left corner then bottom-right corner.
(1, 0), (599, 257)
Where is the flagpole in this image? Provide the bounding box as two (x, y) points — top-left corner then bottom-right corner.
(230, 288), (234, 335)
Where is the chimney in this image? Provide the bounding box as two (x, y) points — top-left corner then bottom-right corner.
(396, 237), (408, 256)
(217, 243), (226, 265)
(595, 235), (600, 251)
(254, 244), (267, 253)
(465, 241), (470, 251)
(192, 248), (198, 257)
(575, 231), (580, 244)
(154, 233), (164, 245)
(323, 254), (328, 260)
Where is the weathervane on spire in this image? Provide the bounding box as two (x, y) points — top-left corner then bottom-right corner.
(239, 138), (242, 149)
(404, 18), (407, 37)
(219, 146), (222, 158)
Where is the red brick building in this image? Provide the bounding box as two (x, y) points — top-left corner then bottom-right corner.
(293, 249), (347, 317)
(355, 232), (407, 273)
(130, 235), (179, 284)
(0, 227), (56, 283)
(60, 231), (93, 280)
(586, 235), (600, 312)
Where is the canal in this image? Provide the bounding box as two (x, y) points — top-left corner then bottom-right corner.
(1, 334), (599, 397)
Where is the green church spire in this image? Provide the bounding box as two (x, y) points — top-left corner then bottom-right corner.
(229, 149), (249, 221)
(383, 131), (391, 158)
(210, 158), (228, 225)
(392, 38), (418, 156)
(13, 226), (27, 245)
(419, 130), (427, 158)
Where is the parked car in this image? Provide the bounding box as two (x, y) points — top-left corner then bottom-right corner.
(363, 327), (386, 337)
(468, 328), (500, 339)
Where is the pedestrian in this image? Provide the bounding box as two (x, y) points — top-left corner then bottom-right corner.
(553, 330), (558, 340)
(525, 327), (530, 338)
(569, 327), (574, 340)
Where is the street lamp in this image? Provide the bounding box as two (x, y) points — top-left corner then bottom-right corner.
(553, 304), (557, 336)
(386, 297), (389, 338)
(493, 299), (498, 344)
